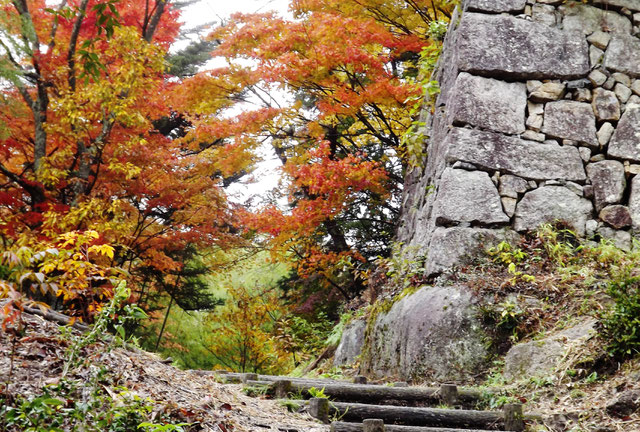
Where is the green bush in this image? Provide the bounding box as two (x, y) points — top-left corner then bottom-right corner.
(0, 381), (170, 432)
(601, 275), (640, 358)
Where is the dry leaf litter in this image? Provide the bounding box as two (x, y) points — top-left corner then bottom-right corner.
(0, 309), (328, 432)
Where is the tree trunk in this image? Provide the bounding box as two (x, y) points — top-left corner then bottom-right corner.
(154, 296), (174, 351)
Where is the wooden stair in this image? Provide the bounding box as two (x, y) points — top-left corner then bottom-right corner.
(204, 371), (534, 431)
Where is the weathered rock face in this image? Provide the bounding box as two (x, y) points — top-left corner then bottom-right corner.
(628, 176), (640, 230)
(600, 205), (632, 230)
(456, 13), (589, 80)
(426, 227), (520, 276)
(445, 128), (586, 181)
(432, 168), (509, 225)
(531, 4), (557, 26)
(541, 101), (598, 147)
(560, 2), (632, 35)
(529, 82), (565, 102)
(499, 175), (529, 199)
(467, 0), (526, 13)
(363, 285), (490, 382)
(586, 161), (626, 212)
(608, 105), (640, 162)
(449, 72), (526, 134)
(605, 36), (640, 78)
(504, 320), (597, 380)
(333, 319), (366, 367)
(513, 186), (593, 235)
(591, 88), (620, 122)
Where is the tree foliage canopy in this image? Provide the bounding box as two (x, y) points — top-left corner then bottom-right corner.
(0, 0), (453, 325)
(178, 0), (454, 299)
(0, 0), (243, 317)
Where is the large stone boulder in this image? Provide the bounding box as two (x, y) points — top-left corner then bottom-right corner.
(560, 2), (632, 34)
(444, 128), (586, 181)
(334, 319), (366, 367)
(426, 227), (520, 276)
(363, 284), (490, 382)
(608, 104), (640, 162)
(456, 13), (589, 80)
(513, 186), (594, 235)
(432, 168), (509, 225)
(504, 319), (597, 380)
(586, 161), (626, 212)
(467, 0), (526, 13)
(600, 205), (632, 230)
(627, 175), (640, 230)
(592, 88), (621, 122)
(542, 101), (598, 148)
(449, 72), (526, 134)
(605, 35), (640, 78)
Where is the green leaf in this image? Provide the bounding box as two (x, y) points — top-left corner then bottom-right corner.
(42, 397), (64, 406)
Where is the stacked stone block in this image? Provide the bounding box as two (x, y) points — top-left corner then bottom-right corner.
(398, 0), (640, 275)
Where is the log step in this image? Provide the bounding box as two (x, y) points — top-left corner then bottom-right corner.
(330, 422), (501, 432)
(241, 379), (485, 406)
(196, 372), (491, 406)
(294, 382), (481, 405)
(326, 401), (504, 429)
(216, 371), (351, 385)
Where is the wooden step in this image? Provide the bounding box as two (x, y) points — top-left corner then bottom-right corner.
(202, 372), (538, 431)
(219, 371), (353, 386)
(197, 371), (492, 405)
(236, 376), (486, 406)
(330, 422), (501, 432)
(249, 380), (483, 405)
(305, 399), (529, 431)
(324, 401), (505, 430)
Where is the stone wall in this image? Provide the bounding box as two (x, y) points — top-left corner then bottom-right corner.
(336, 0), (640, 382)
(398, 0), (640, 276)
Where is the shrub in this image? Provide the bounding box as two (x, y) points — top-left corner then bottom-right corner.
(601, 275), (640, 358)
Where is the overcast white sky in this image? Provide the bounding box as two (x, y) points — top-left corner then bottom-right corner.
(183, 0), (289, 24)
(178, 0), (292, 206)
(180, 0), (291, 36)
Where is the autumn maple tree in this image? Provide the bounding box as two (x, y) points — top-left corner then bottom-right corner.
(0, 0), (454, 333)
(199, 282), (293, 373)
(0, 0), (245, 319)
(176, 0), (454, 301)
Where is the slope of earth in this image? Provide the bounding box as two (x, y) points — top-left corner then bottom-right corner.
(0, 306), (327, 432)
(329, 226), (640, 431)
